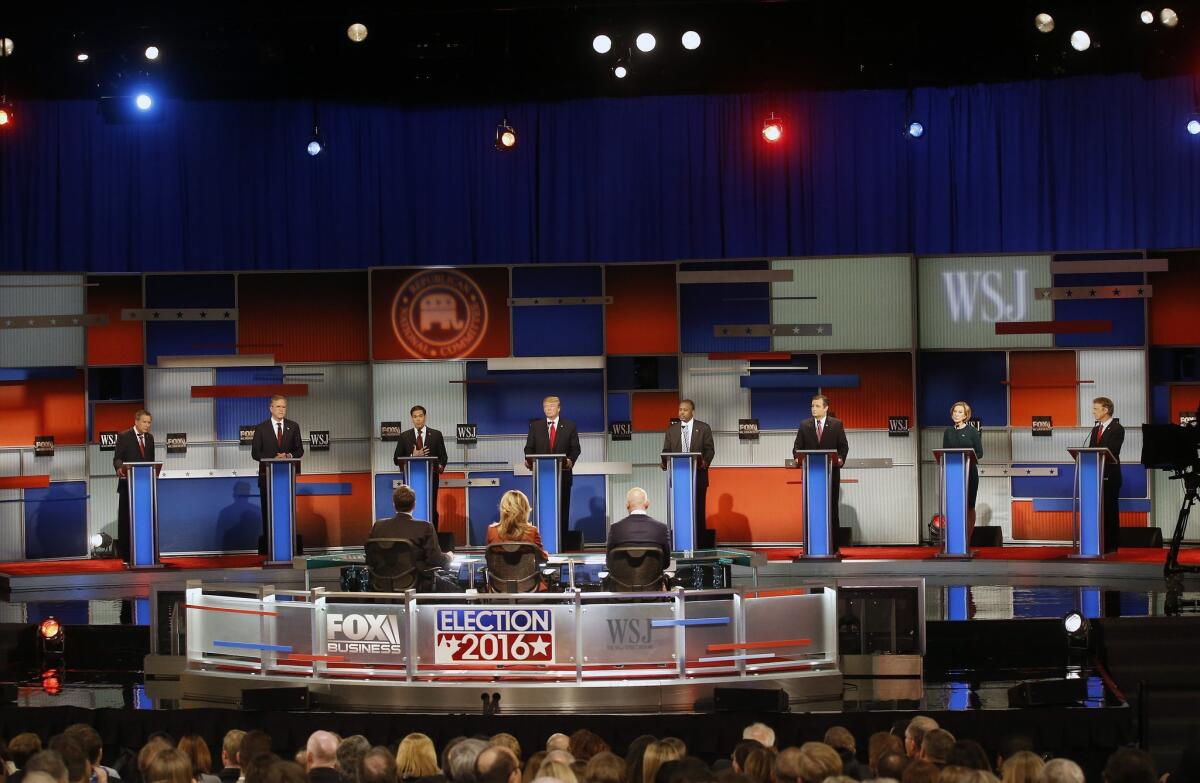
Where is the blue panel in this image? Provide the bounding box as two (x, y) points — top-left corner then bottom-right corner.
(607, 392), (631, 424)
(88, 367), (144, 400)
(214, 366), (283, 441)
(943, 452), (969, 555)
(669, 455), (696, 552)
(750, 354), (819, 431)
(24, 481), (88, 559)
(511, 266), (604, 357)
(295, 483), (352, 496)
(1119, 591), (1151, 616)
(1012, 586), (1076, 618)
(1151, 384), (1172, 424)
(26, 602), (90, 625)
(1012, 464), (1148, 500)
(917, 351), (1008, 427)
(145, 274), (236, 308)
(679, 261), (771, 353)
(569, 475), (607, 546)
(740, 374), (858, 389)
(511, 266), (603, 298)
(373, 473), (403, 524)
(465, 362), (605, 435)
(134, 597), (151, 626)
(1052, 271), (1145, 347)
(146, 322), (238, 366)
(466, 471), (533, 548)
(0, 367), (79, 381)
(606, 357), (679, 390)
(946, 586), (969, 621)
(1149, 348), (1200, 382)
(1035, 497), (1152, 512)
(158, 476), (261, 553)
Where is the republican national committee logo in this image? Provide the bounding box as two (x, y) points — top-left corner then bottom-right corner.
(391, 269), (488, 359)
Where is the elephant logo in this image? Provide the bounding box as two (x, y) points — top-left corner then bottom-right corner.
(391, 269), (488, 358)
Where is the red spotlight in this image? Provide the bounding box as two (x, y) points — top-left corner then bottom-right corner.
(41, 668), (62, 696)
(0, 99), (13, 128)
(39, 618), (62, 642)
(761, 112), (783, 143)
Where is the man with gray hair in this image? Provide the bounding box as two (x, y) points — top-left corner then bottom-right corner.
(545, 735), (570, 753)
(742, 723), (776, 750)
(904, 717), (938, 758)
(606, 487), (671, 563)
(336, 736), (371, 783)
(1043, 759), (1085, 783)
(305, 732), (340, 783)
(446, 739), (489, 783)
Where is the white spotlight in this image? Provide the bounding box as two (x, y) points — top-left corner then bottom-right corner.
(76, 52), (89, 62)
(0, 38), (13, 57)
(135, 93), (153, 111)
(636, 32), (656, 52)
(1161, 8), (1179, 27)
(592, 34), (612, 54)
(906, 121), (925, 139)
(307, 140), (323, 156)
(347, 23), (368, 42)
(613, 62), (628, 79)
(1187, 119), (1200, 135)
(144, 45), (160, 60)
(1034, 13), (1055, 33)
(681, 31), (701, 50)
(1070, 30), (1092, 51)
(1140, 10), (1155, 23)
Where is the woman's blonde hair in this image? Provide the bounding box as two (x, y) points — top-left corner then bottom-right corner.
(497, 490), (533, 541)
(951, 401), (973, 420)
(538, 761), (578, 783)
(146, 748), (195, 783)
(641, 741), (683, 783)
(395, 733), (440, 779)
(1001, 752), (1045, 783)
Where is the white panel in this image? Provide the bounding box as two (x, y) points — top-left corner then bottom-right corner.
(607, 433), (669, 467)
(90, 601), (123, 624)
(970, 586), (1015, 620)
(0, 601), (26, 623)
(842, 467), (920, 544)
(159, 445), (216, 471)
(0, 488), (23, 561)
(88, 476), (119, 541)
(0, 274), (86, 367)
(286, 363), (371, 439)
(841, 431), (917, 465)
(918, 255), (1053, 349)
(607, 466), (670, 531)
(770, 256), (912, 351)
(1077, 350), (1147, 427)
(297, 440), (371, 474)
(215, 442), (256, 471)
(1011, 427), (1142, 464)
(710, 432), (795, 467)
(23, 446), (86, 482)
(0, 451), (20, 476)
(920, 463), (1013, 542)
(88, 445), (116, 477)
(372, 361), (466, 433)
(920, 427), (1011, 463)
(679, 356), (750, 433)
(145, 368), (216, 442)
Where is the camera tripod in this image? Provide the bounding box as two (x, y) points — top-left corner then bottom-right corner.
(1165, 469), (1200, 576)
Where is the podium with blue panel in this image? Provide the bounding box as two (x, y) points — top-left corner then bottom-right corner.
(794, 449), (840, 560)
(262, 457), (301, 565)
(527, 454), (565, 554)
(661, 452), (700, 552)
(124, 462), (163, 569)
(933, 448), (977, 558)
(394, 456), (439, 525)
(1068, 447), (1115, 558)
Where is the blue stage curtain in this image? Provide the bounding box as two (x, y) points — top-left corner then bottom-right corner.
(1, 74), (1198, 271)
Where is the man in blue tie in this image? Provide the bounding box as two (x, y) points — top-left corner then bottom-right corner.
(662, 399), (715, 547)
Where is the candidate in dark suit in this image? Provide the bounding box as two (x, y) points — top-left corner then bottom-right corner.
(393, 404), (449, 529)
(661, 399), (716, 545)
(792, 394), (850, 550)
(1090, 396), (1125, 554)
(607, 487), (672, 564)
(251, 395), (304, 552)
(368, 484), (450, 591)
(523, 395), (582, 545)
(113, 410), (155, 563)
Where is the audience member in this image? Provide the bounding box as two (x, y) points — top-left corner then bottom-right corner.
(999, 752), (1044, 783)
(995, 739), (1035, 775)
(304, 733), (340, 783)
(147, 749), (196, 783)
(218, 731), (246, 783)
(584, 753), (624, 783)
(740, 748), (775, 783)
(946, 743), (991, 773)
(741, 726), (775, 751)
(906, 720), (940, 760)
(360, 748), (397, 783)
(824, 728), (865, 780)
(903, 761), (941, 783)
(446, 741), (488, 783)
(640, 744), (682, 783)
(264, 763), (308, 783)
(475, 749), (518, 783)
(487, 739), (520, 768)
(336, 739), (371, 783)
(920, 732), (956, 767)
(546, 740), (570, 757)
(730, 743), (763, 775)
(25, 753), (68, 783)
(240, 735), (274, 773)
(25, 774), (58, 783)
(869, 735), (906, 777)
(1103, 749), (1157, 783)
(246, 756), (284, 783)
(567, 734), (606, 765)
(878, 754), (911, 782)
(656, 758), (714, 783)
(521, 754), (545, 783)
(47, 737), (86, 783)
(1040, 760), (1083, 783)
(178, 736), (221, 783)
(623, 738), (656, 783)
(534, 762), (575, 783)
(394, 735), (441, 783)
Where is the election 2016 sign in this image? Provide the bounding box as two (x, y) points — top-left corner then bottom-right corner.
(434, 608), (553, 664)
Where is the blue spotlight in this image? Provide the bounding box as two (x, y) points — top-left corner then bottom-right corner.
(307, 139), (323, 156)
(906, 121), (925, 139)
(135, 93), (153, 111)
(1188, 119), (1200, 136)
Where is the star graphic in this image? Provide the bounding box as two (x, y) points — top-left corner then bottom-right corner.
(744, 328), (753, 335)
(529, 637), (551, 657)
(199, 311), (207, 318)
(27, 319), (35, 326)
(1065, 290), (1073, 297)
(3, 320), (10, 327)
(49, 318), (56, 325)
(1112, 289), (1121, 296)
(223, 311), (230, 318)
(71, 318), (79, 325)
(1137, 288), (1145, 296)
(176, 312), (184, 318)
(792, 326), (800, 334)
(1088, 289), (1096, 296)
(816, 326), (825, 334)
(152, 311), (160, 318)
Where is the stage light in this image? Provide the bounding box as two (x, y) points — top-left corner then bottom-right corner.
(762, 112), (783, 143)
(0, 100), (12, 128)
(906, 121), (925, 138)
(1070, 30), (1091, 51)
(135, 93), (153, 111)
(495, 118), (516, 150)
(76, 52), (89, 62)
(1187, 119), (1200, 135)
(347, 23), (368, 42)
(1062, 611), (1087, 635)
(592, 34), (612, 54)
(1141, 10), (1155, 24)
(39, 618), (63, 642)
(1161, 8), (1179, 27)
(681, 31), (701, 50)
(144, 45), (160, 61)
(636, 32), (656, 52)
(613, 61), (628, 79)
(1034, 13), (1055, 33)
(41, 668), (62, 696)
(1, 38), (13, 57)
(90, 532), (115, 559)
(307, 124), (323, 156)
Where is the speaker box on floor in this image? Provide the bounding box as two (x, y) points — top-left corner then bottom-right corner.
(242, 686), (311, 711)
(562, 530), (584, 551)
(438, 532), (456, 552)
(713, 686), (789, 712)
(971, 527), (1003, 547)
(1118, 528), (1163, 548)
(697, 529), (717, 550)
(1006, 678), (1088, 707)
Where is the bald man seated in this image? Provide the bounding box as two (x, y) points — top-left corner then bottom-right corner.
(304, 731), (340, 783)
(606, 487), (672, 564)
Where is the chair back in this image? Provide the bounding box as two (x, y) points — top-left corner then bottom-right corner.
(365, 537), (419, 592)
(484, 542), (543, 593)
(605, 545), (666, 592)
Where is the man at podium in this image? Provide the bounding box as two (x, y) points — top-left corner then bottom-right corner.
(393, 405), (449, 529)
(793, 394), (850, 548)
(113, 409), (155, 563)
(1090, 396), (1124, 554)
(251, 395), (304, 553)
(661, 399), (715, 545)
(524, 395), (581, 544)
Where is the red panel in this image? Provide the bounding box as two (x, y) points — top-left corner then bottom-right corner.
(995, 320), (1110, 335)
(707, 467), (805, 544)
(435, 471), (468, 544)
(1149, 251), (1200, 345)
(295, 473), (373, 549)
(87, 275), (144, 366)
(191, 384), (308, 398)
(0, 373), (87, 447)
(819, 353), (913, 429)
(238, 272), (369, 362)
(1010, 500), (1147, 540)
(631, 391), (680, 432)
(605, 264), (679, 355)
(1008, 351), (1078, 427)
(92, 402), (145, 442)
(0, 476), (50, 489)
(372, 268), (511, 360)
(1169, 385), (1200, 422)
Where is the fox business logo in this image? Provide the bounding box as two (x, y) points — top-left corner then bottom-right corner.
(1032, 416), (1053, 436)
(738, 418), (760, 441)
(380, 422), (403, 442)
(326, 612), (404, 656)
(239, 424), (256, 445)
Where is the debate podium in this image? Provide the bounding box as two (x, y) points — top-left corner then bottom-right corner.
(394, 455), (439, 525)
(794, 449), (840, 560)
(1068, 447), (1115, 558)
(124, 461), (163, 569)
(661, 451), (701, 552)
(933, 448), (977, 558)
(262, 457), (301, 565)
(527, 454), (566, 555)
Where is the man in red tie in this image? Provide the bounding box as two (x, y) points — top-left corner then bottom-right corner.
(792, 394), (851, 551)
(393, 405), (449, 529)
(523, 395), (582, 547)
(1090, 396), (1125, 554)
(114, 409), (155, 564)
(251, 395), (305, 554)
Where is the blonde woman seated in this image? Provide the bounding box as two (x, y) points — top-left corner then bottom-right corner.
(487, 489), (549, 561)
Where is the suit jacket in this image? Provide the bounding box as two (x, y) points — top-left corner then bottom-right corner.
(368, 512), (449, 568)
(393, 427), (449, 470)
(524, 417), (582, 470)
(251, 418), (305, 473)
(1091, 418), (1125, 485)
(486, 522), (548, 561)
(662, 419), (716, 470)
(607, 512), (672, 561)
(793, 416), (850, 465)
(113, 428), (156, 486)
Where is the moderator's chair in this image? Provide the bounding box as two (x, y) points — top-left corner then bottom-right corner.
(604, 545), (668, 592)
(365, 537), (426, 592)
(484, 542), (545, 593)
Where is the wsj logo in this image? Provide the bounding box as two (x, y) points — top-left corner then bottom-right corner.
(609, 421), (632, 441)
(309, 431), (330, 450)
(456, 423), (477, 444)
(99, 431), (118, 450)
(887, 416), (910, 436)
(942, 269), (1029, 322)
(606, 618), (653, 648)
(327, 613), (403, 655)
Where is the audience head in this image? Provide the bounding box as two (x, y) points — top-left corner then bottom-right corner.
(660, 740), (686, 758)
(870, 734), (907, 775)
(906, 718), (940, 758)
(306, 732), (339, 771)
(641, 742), (683, 783)
(947, 742), (992, 772)
(393, 484), (417, 513)
(25, 774), (60, 783)
(10, 734), (43, 768)
(476, 747), (520, 783)
(626, 488), (649, 513)
(624, 737), (657, 783)
(568, 731), (607, 763)
(921, 730), (957, 766)
(996, 737), (1036, 772)
(536, 761), (576, 783)
(544, 752), (574, 769)
(178, 735), (215, 777)
(240, 732), (274, 770)
(245, 754), (283, 783)
(795, 742), (843, 783)
(823, 728), (856, 755)
(742, 724), (776, 750)
(1000, 752), (1044, 783)
(447, 740), (489, 783)
(731, 741), (763, 774)
(47, 736), (87, 783)
(879, 754), (911, 781)
(25, 752), (69, 783)
(903, 761), (942, 783)
(360, 747), (397, 783)
(146, 748), (195, 783)
(139, 738), (175, 781)
(396, 733), (440, 780)
(1104, 749), (1157, 783)
(264, 762), (308, 783)
(584, 753), (625, 783)
(740, 748), (775, 783)
(1042, 760), (1085, 783)
(222, 730), (247, 770)
(63, 725), (103, 769)
(337, 737), (371, 783)
(499, 491), (534, 540)
(523, 752), (547, 783)
(488, 735), (521, 764)
(658, 758), (714, 783)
